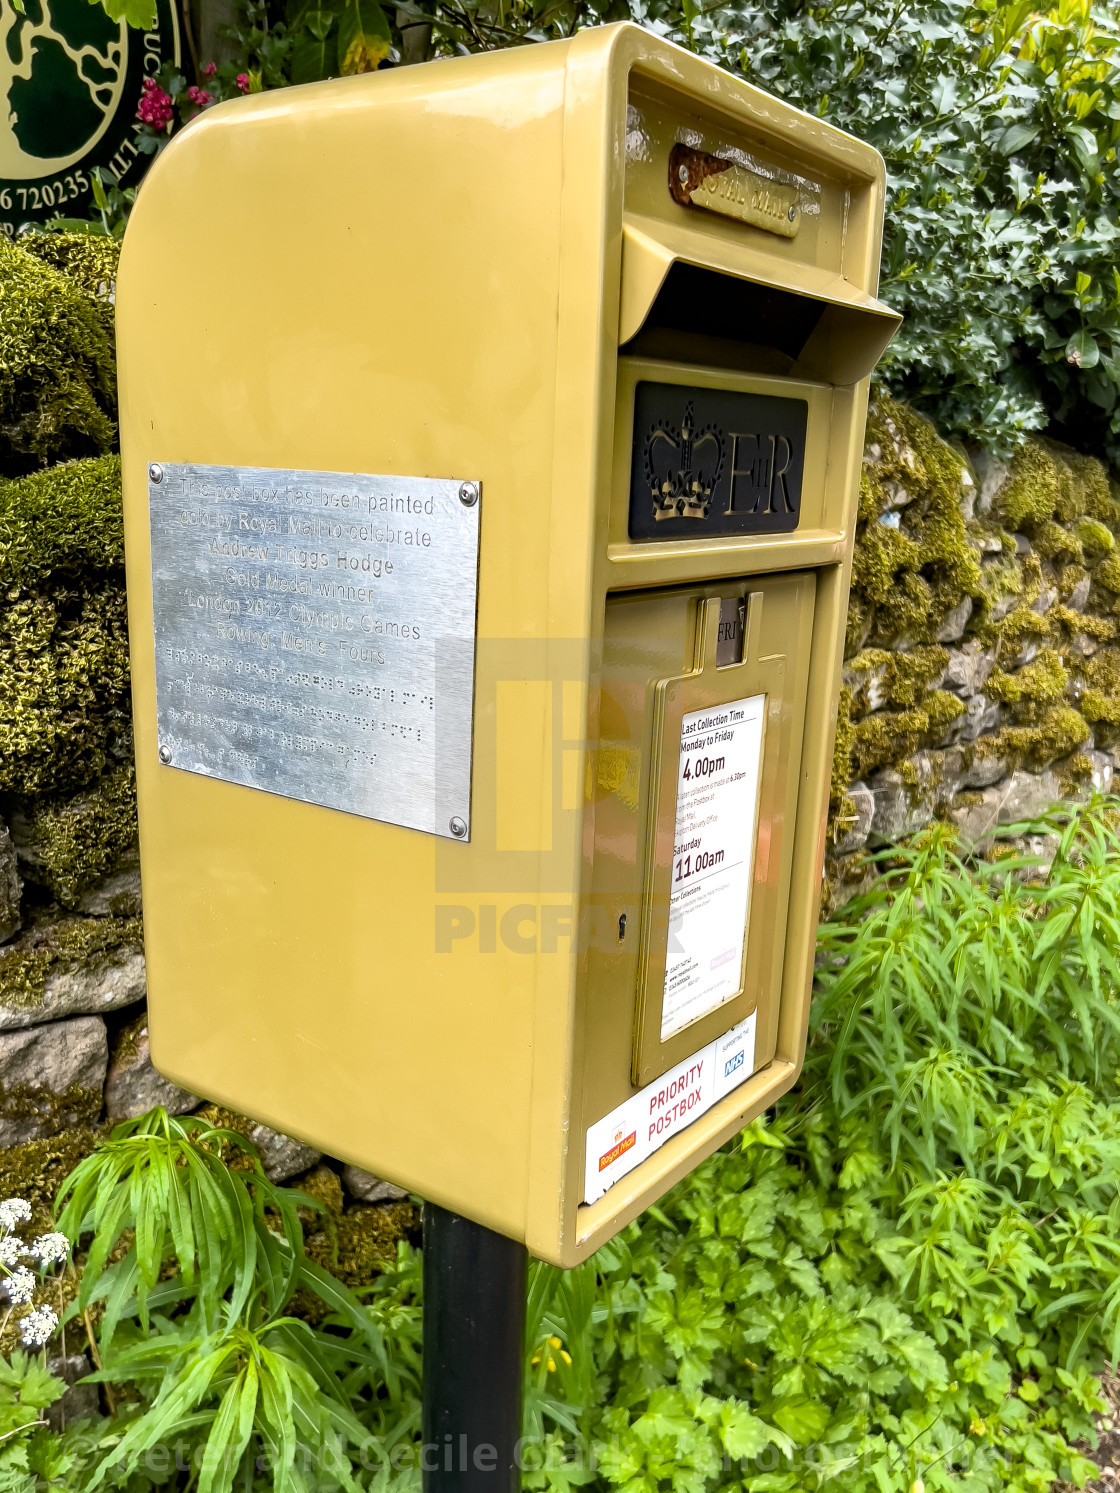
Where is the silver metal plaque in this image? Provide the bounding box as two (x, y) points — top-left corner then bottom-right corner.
(148, 463), (481, 839)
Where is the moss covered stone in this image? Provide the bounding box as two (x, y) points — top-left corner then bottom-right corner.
(0, 1124), (101, 1232)
(0, 454), (124, 589)
(0, 239), (117, 476)
(0, 456), (129, 797)
(19, 234), (119, 306)
(0, 914), (142, 1013)
(18, 764), (137, 908)
(305, 1201), (418, 1293)
(986, 648), (1069, 706)
(854, 397), (983, 649)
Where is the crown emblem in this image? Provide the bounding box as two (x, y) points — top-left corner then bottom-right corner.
(644, 403), (726, 521)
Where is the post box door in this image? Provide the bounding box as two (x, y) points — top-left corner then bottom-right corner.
(579, 569), (815, 1181)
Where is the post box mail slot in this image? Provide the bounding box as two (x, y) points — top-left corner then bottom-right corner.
(118, 22), (899, 1266)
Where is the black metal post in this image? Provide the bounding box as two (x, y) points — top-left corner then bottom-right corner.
(422, 1203), (528, 1492)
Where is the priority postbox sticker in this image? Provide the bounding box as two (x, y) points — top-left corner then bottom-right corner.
(583, 1013), (757, 1205)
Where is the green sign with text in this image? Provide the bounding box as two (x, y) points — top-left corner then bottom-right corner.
(0, 0), (178, 233)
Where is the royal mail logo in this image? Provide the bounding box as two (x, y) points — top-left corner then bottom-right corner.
(642, 401), (799, 524)
(629, 382), (806, 543)
(723, 1050), (745, 1079)
(644, 402), (726, 521)
(598, 1129), (637, 1172)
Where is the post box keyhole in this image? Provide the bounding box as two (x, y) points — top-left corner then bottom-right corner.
(618, 913), (627, 943)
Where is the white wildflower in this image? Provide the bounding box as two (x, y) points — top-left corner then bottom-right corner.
(0, 1199), (31, 1231)
(28, 1233), (69, 1266)
(0, 1238), (22, 1269)
(18, 1306), (57, 1348)
(6, 1268), (35, 1305)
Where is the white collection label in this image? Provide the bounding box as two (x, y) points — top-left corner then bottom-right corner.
(662, 694), (766, 1040)
(584, 1013), (757, 1204)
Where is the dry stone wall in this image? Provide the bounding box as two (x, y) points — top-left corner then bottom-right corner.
(3, 233), (1117, 1215)
(828, 396), (1120, 909)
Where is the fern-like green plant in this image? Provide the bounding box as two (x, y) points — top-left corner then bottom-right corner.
(57, 1109), (416, 1493)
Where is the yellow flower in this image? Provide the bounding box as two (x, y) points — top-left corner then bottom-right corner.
(560, 1350), (572, 1365)
(546, 1357), (556, 1372)
(969, 1418), (986, 1436)
(910, 1479), (925, 1493)
(549, 1336), (563, 1349)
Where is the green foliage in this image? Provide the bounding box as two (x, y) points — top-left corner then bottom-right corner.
(637, 0), (1120, 467)
(87, 0), (1120, 466)
(0, 1353), (73, 1493)
(57, 1110), (419, 1493)
(0, 239), (117, 477)
(508, 800), (1120, 1493)
(21, 765), (138, 909)
(2, 799), (1114, 1493)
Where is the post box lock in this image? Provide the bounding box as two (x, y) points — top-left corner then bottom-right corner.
(118, 22), (896, 1266)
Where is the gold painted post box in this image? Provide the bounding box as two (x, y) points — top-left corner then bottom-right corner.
(118, 22), (899, 1268)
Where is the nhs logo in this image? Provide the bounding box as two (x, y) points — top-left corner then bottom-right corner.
(723, 1050), (745, 1079)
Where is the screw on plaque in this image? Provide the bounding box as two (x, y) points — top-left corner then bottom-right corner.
(449, 817), (468, 838)
(458, 483), (479, 507)
(788, 205), (797, 222)
(158, 745), (172, 764)
(678, 164), (689, 183)
(149, 463), (164, 484)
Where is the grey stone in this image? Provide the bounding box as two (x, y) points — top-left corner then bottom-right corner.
(868, 755), (945, 843)
(1020, 833), (1060, 871)
(77, 862), (142, 918)
(47, 1354), (99, 1429)
(1014, 640), (1039, 668)
(883, 479), (912, 509)
(0, 1016), (107, 1146)
(843, 661), (889, 713)
(958, 694), (1004, 743)
(1071, 633), (1100, 657)
(1081, 750), (1114, 793)
(997, 769), (1061, 825)
(961, 747), (1009, 790)
(1032, 585), (1058, 616)
(341, 1165), (407, 1203)
(972, 452), (1009, 515)
(959, 467), (977, 522)
(248, 1122), (321, 1182)
(0, 926), (145, 1032)
(105, 1026), (198, 1120)
(979, 534), (1004, 554)
(0, 823), (21, 946)
(988, 591), (1019, 620)
(832, 781), (875, 857)
(1012, 533), (1032, 557)
(1066, 575), (1092, 611)
(943, 640), (997, 697)
(950, 786), (1003, 845)
(936, 596), (973, 644)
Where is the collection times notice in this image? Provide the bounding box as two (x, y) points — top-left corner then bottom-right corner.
(147, 463), (480, 839)
(661, 694), (766, 1039)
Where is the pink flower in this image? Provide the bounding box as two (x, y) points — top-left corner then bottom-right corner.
(137, 77), (174, 128)
(236, 72), (251, 93)
(186, 85), (212, 107)
(201, 61), (217, 77)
